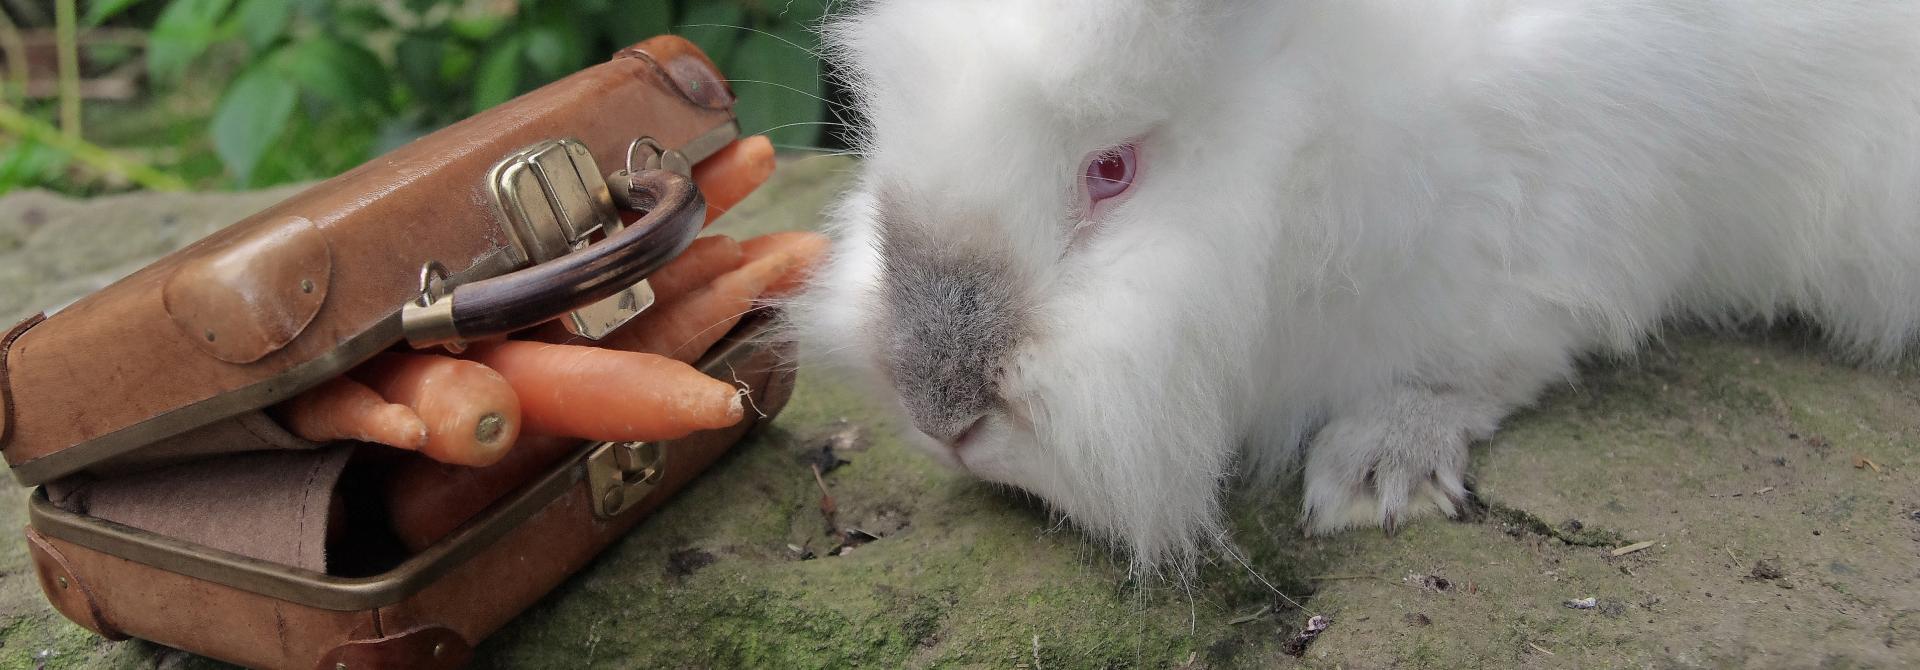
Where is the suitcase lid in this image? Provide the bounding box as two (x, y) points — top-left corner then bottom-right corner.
(0, 36), (742, 486)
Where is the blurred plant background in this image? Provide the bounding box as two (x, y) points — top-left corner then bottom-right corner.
(0, 0), (844, 196)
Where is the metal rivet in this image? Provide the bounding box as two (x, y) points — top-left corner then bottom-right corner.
(432, 642), (446, 658)
(601, 486), (624, 512)
(55, 576), (67, 589)
(203, 329), (216, 342)
(335, 663), (348, 670)
(300, 278), (315, 294)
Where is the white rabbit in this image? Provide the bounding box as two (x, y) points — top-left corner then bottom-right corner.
(787, 0), (1920, 573)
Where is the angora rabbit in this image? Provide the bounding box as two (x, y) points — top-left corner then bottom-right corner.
(789, 0), (1920, 572)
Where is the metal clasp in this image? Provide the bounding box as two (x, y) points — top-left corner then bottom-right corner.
(586, 441), (665, 518)
(400, 260), (462, 352)
(606, 137), (692, 211)
(487, 138), (654, 340)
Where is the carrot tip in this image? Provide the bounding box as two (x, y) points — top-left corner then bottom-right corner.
(475, 413), (509, 445)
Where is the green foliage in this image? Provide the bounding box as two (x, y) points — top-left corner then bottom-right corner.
(0, 138), (73, 194)
(209, 61), (296, 183)
(91, 0), (836, 189)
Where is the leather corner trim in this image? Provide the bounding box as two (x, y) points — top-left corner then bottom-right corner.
(25, 527), (127, 641)
(616, 35), (735, 110)
(0, 312), (47, 449)
(316, 625), (472, 670)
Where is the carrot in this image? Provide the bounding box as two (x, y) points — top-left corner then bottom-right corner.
(739, 231), (830, 298)
(691, 135), (776, 226)
(603, 251), (793, 363)
(275, 376), (429, 450)
(648, 234), (744, 305)
(463, 340), (743, 442)
(519, 235), (745, 345)
(350, 353), (522, 467)
(383, 432), (583, 553)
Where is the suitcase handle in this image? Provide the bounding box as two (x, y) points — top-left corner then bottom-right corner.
(410, 168), (704, 347)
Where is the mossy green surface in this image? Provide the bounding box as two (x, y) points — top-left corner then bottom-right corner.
(0, 155), (1916, 668)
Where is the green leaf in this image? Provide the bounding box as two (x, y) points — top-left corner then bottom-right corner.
(522, 23), (588, 80)
(0, 139), (72, 196)
(448, 14), (509, 41)
(329, 4), (393, 33)
(272, 38), (392, 111)
(675, 2), (746, 67)
(147, 0), (237, 81)
(211, 63), (299, 184)
(727, 25), (824, 147)
(601, 1), (671, 47)
(472, 34), (525, 113)
(228, 0), (295, 51)
(84, 0), (151, 26)
(437, 41), (477, 85)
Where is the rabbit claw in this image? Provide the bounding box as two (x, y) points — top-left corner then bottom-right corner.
(1300, 387), (1488, 536)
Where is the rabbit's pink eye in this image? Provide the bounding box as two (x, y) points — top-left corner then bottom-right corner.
(1083, 144), (1136, 204)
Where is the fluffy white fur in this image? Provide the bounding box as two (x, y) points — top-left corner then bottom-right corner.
(788, 0), (1920, 573)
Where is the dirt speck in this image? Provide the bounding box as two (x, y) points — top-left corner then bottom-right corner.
(1749, 560), (1786, 581)
(1404, 612), (1432, 627)
(1804, 435), (1832, 454)
(667, 549), (717, 577)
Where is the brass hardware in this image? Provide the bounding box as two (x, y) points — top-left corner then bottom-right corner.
(679, 120), (740, 168)
(610, 137), (694, 212)
(336, 663), (348, 670)
(587, 441), (665, 519)
(55, 576), (67, 589)
(400, 261), (462, 352)
(475, 138), (657, 342)
(627, 137), (692, 178)
(562, 279), (655, 341)
(490, 139), (619, 265)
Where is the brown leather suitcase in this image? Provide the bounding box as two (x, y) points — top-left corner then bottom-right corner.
(0, 36), (794, 669)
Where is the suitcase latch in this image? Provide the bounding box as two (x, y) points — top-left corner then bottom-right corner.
(487, 138), (655, 341)
(586, 441), (664, 518)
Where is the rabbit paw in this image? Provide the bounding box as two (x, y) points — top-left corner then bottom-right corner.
(1301, 388), (1495, 535)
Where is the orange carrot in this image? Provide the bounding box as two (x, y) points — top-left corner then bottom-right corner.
(276, 376), (429, 450)
(383, 431), (583, 553)
(739, 231), (830, 298)
(351, 353), (521, 467)
(691, 135), (776, 226)
(463, 340), (744, 442)
(604, 251), (793, 363)
(648, 234), (744, 305)
(520, 235), (746, 345)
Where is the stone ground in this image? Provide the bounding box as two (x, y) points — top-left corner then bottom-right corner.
(1, 154), (1917, 669)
